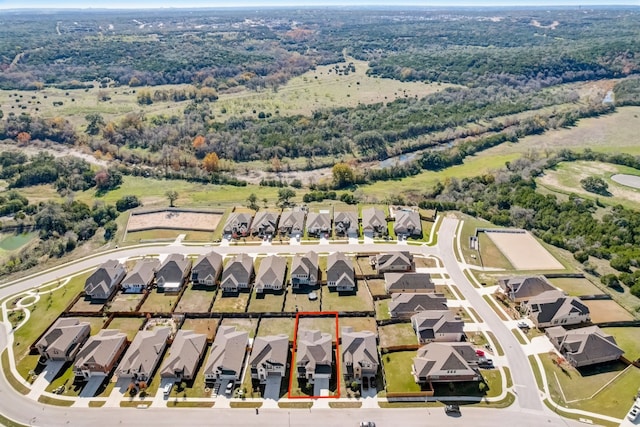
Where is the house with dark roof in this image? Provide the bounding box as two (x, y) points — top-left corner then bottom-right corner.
(278, 210), (305, 237)
(160, 330), (207, 381)
(412, 342), (480, 384)
(250, 211), (279, 237)
(384, 272), (435, 294)
(334, 210), (358, 237)
(255, 255), (287, 293)
(84, 260), (126, 301)
(525, 290), (590, 328)
(203, 326), (248, 383)
(545, 326), (624, 367)
(327, 252), (355, 292)
(191, 252), (223, 286)
(73, 330), (127, 380)
(372, 251), (414, 274)
(115, 327), (171, 382)
(290, 251), (319, 289)
(498, 276), (557, 303)
(411, 310), (464, 344)
(388, 293), (448, 319)
(121, 259), (159, 293)
(362, 207), (387, 237)
(393, 210), (422, 237)
(249, 334), (289, 383)
(296, 329), (332, 383)
(36, 318), (91, 362)
(223, 212), (253, 238)
(156, 254), (192, 293)
(306, 212), (331, 237)
(341, 327), (378, 388)
(220, 253), (254, 293)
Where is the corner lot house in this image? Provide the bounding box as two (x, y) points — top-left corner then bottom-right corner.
(290, 251), (319, 289)
(372, 251), (414, 274)
(306, 212), (331, 237)
(36, 318), (91, 362)
(191, 251), (223, 286)
(341, 327), (378, 388)
(388, 293), (448, 319)
(498, 275), (557, 303)
(220, 253), (254, 293)
(326, 252), (356, 292)
(525, 290), (590, 328)
(278, 210), (305, 237)
(546, 325), (624, 367)
(250, 211), (279, 237)
(334, 210), (358, 237)
(249, 334), (289, 384)
(362, 207), (387, 237)
(393, 209), (422, 237)
(116, 327), (171, 382)
(255, 255), (287, 293)
(223, 212), (253, 238)
(203, 326), (248, 383)
(412, 342), (480, 384)
(84, 259), (126, 302)
(73, 330), (127, 380)
(156, 254), (192, 293)
(384, 272), (435, 294)
(160, 330), (207, 381)
(411, 310), (464, 344)
(296, 329), (332, 384)
(121, 259), (159, 293)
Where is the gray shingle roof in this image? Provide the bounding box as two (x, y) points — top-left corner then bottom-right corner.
(84, 259), (125, 299)
(36, 318), (91, 358)
(388, 293), (448, 317)
(411, 310), (464, 341)
(394, 210), (422, 235)
(220, 253), (254, 290)
(255, 255), (287, 291)
(204, 326), (248, 378)
(122, 259), (159, 287)
(296, 329), (332, 374)
(362, 207), (386, 231)
(74, 329), (127, 372)
(249, 334), (289, 369)
(498, 275), (556, 301)
(156, 254), (191, 285)
(327, 252), (355, 288)
(160, 330), (207, 379)
(116, 327), (171, 378)
(384, 272), (435, 293)
(412, 342), (479, 380)
(341, 327), (378, 371)
(191, 251), (223, 284)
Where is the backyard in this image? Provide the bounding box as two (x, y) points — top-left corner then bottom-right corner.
(220, 318), (258, 338)
(381, 351), (421, 393)
(378, 323), (417, 349)
(212, 291), (251, 313)
(248, 289), (286, 313)
(181, 318), (220, 341)
(284, 286), (321, 312)
(174, 287), (216, 313)
(321, 284), (374, 312)
(107, 291), (145, 313)
(105, 317), (145, 341)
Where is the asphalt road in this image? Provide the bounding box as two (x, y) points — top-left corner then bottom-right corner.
(0, 218), (565, 426)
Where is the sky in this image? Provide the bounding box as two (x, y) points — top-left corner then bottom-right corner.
(0, 0), (637, 9)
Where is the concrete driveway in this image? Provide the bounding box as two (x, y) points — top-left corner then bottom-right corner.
(313, 378), (330, 397)
(79, 375), (106, 398)
(263, 374), (282, 401)
(27, 360), (65, 398)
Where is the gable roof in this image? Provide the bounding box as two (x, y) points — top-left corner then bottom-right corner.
(411, 310), (464, 341)
(204, 326), (248, 377)
(160, 330), (207, 378)
(291, 251), (318, 278)
(192, 252), (223, 280)
(555, 326), (623, 365)
(306, 212), (331, 231)
(341, 327), (378, 370)
(156, 254), (191, 283)
(394, 210), (422, 234)
(376, 251), (413, 271)
(327, 252), (354, 285)
(413, 342), (479, 379)
(385, 272), (435, 293)
(117, 327), (171, 377)
(362, 207), (386, 230)
(36, 318), (90, 356)
(221, 253), (254, 288)
(498, 275), (556, 300)
(74, 329), (126, 370)
(84, 259), (124, 297)
(255, 255), (287, 290)
(224, 212), (253, 231)
(389, 293), (448, 316)
(249, 334), (289, 369)
(279, 210), (305, 231)
(122, 259), (159, 287)
(334, 211), (358, 233)
(296, 329), (332, 371)
(528, 291), (589, 325)
(251, 211), (279, 234)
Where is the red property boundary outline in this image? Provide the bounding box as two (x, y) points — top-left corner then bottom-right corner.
(287, 311), (340, 399)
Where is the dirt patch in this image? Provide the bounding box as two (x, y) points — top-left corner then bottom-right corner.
(126, 210), (222, 232)
(581, 300), (634, 323)
(530, 19), (560, 29)
(181, 318), (220, 341)
(485, 230), (563, 270)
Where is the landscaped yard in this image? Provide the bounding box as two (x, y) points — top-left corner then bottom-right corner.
(381, 351), (421, 393)
(106, 317), (145, 341)
(248, 289), (286, 313)
(212, 290), (251, 313)
(107, 291), (145, 313)
(549, 277), (603, 297)
(174, 286), (216, 313)
(366, 279), (387, 297)
(220, 318), (258, 338)
(284, 286), (321, 312)
(257, 318), (296, 340)
(139, 290), (177, 313)
(378, 323), (417, 349)
(181, 318), (220, 341)
(321, 283), (374, 312)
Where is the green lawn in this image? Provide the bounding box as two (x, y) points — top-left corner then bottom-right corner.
(375, 300), (391, 321)
(139, 290), (176, 313)
(321, 284), (374, 312)
(74, 317), (108, 335)
(284, 286), (321, 312)
(378, 323), (417, 348)
(106, 317), (144, 341)
(549, 277), (603, 297)
(107, 291), (145, 312)
(601, 327), (640, 361)
(257, 318), (295, 340)
(45, 363), (83, 397)
(297, 317), (337, 337)
(381, 351), (421, 393)
(167, 351), (211, 399)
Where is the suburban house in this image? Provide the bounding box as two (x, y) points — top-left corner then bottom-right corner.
(411, 310), (464, 344)
(388, 293), (448, 319)
(384, 272), (435, 294)
(290, 251), (319, 289)
(203, 326), (249, 383)
(296, 329), (332, 383)
(546, 325), (624, 367)
(326, 252), (356, 292)
(84, 259), (126, 302)
(525, 290), (590, 328)
(372, 251), (414, 274)
(278, 210), (305, 237)
(191, 252), (223, 286)
(160, 330), (207, 381)
(393, 210), (422, 237)
(341, 327), (379, 389)
(306, 212), (331, 237)
(250, 211), (279, 237)
(255, 255), (287, 293)
(156, 254), (192, 293)
(334, 210), (358, 237)
(121, 259), (159, 293)
(249, 334), (289, 384)
(362, 207), (387, 236)
(498, 275), (557, 303)
(412, 342), (481, 384)
(35, 318), (91, 362)
(115, 327), (171, 382)
(220, 253), (254, 293)
(223, 212), (253, 238)
(73, 330), (127, 380)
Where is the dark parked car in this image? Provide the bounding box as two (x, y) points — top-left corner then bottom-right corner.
(445, 404), (461, 415)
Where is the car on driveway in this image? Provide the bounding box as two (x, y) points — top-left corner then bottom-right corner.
(517, 321), (529, 329)
(445, 404), (460, 415)
(225, 382), (234, 395)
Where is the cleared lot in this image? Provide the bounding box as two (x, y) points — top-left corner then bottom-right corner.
(582, 300), (635, 323)
(486, 230), (563, 270)
(127, 209), (222, 232)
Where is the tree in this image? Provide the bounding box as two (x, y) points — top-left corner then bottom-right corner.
(247, 193), (259, 211)
(16, 132), (31, 144)
(85, 113), (105, 135)
(165, 190), (178, 207)
(192, 135), (206, 149)
(116, 195), (142, 212)
(277, 188), (296, 207)
(332, 163), (355, 189)
(94, 169), (123, 191)
(202, 152), (220, 172)
(580, 176), (609, 196)
(103, 221), (117, 240)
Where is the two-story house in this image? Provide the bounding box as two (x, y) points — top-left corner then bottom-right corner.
(255, 255), (287, 293)
(220, 253), (254, 293)
(156, 254), (192, 293)
(249, 334), (289, 384)
(73, 330), (127, 380)
(326, 252), (355, 292)
(341, 327), (378, 389)
(296, 329), (332, 384)
(121, 259), (159, 293)
(290, 251), (319, 289)
(36, 318), (91, 362)
(191, 251), (223, 286)
(203, 326), (248, 384)
(84, 260), (126, 302)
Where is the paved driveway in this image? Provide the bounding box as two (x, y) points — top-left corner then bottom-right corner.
(263, 374), (282, 401)
(313, 378), (330, 397)
(79, 375), (106, 398)
(28, 360), (65, 398)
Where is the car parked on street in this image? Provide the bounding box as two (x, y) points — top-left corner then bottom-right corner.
(445, 404), (461, 415)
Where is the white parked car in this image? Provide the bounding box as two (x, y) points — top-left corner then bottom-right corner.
(628, 405), (639, 421)
(225, 382), (234, 395)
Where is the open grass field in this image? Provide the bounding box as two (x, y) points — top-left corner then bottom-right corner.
(284, 286), (321, 313)
(601, 327), (640, 361)
(457, 215), (511, 269)
(257, 318), (296, 340)
(107, 291), (145, 313)
(220, 318), (258, 338)
(548, 278), (602, 297)
(378, 323), (417, 348)
(139, 290), (176, 313)
(248, 289), (286, 313)
(181, 318), (220, 341)
(211, 290), (250, 313)
(382, 351), (422, 393)
(105, 317), (144, 341)
(174, 287), (216, 313)
(321, 284), (374, 312)
(582, 300), (635, 323)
